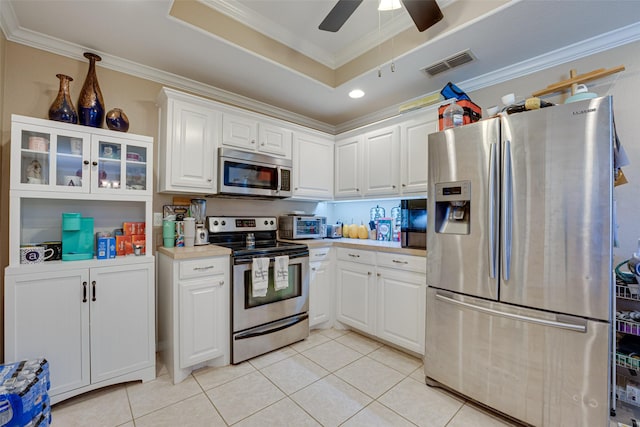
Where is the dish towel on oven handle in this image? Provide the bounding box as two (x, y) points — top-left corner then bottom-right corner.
(274, 255), (289, 291)
(252, 257), (270, 297)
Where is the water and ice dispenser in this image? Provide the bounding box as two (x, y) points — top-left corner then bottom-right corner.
(434, 181), (471, 235)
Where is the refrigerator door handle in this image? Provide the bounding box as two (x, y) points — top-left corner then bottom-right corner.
(435, 292), (587, 333)
(502, 140), (513, 281)
(488, 142), (498, 279)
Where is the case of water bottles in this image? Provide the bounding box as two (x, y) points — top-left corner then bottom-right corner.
(0, 358), (51, 426)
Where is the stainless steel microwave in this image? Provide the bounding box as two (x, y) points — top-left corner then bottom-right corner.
(218, 148), (292, 198)
(278, 215), (326, 239)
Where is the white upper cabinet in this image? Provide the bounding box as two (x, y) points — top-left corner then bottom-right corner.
(222, 112), (292, 158)
(11, 115), (152, 197)
(400, 115), (437, 195)
(334, 135), (362, 199)
(292, 131), (334, 200)
(157, 88), (220, 194)
(362, 125), (400, 197)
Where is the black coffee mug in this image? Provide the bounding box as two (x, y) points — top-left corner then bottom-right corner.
(40, 241), (62, 261)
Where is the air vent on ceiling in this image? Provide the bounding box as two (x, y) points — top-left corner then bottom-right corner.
(422, 50), (475, 77)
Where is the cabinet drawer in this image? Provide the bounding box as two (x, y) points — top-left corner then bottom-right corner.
(179, 257), (229, 280)
(309, 247), (331, 261)
(336, 248), (375, 264)
(376, 252), (426, 273)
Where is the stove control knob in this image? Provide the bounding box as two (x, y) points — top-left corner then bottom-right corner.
(264, 220), (269, 225)
(213, 220), (219, 226)
(221, 221), (226, 226)
(270, 220), (274, 225)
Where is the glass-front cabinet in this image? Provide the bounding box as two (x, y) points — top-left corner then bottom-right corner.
(11, 115), (151, 196)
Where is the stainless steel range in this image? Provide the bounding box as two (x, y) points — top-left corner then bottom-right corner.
(207, 216), (309, 364)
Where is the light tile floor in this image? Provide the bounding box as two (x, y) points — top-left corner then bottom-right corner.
(49, 328), (628, 426)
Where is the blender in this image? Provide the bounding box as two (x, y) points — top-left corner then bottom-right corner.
(190, 199), (209, 245)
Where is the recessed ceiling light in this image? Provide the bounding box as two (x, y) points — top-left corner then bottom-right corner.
(349, 89), (365, 99)
(378, 0), (402, 11)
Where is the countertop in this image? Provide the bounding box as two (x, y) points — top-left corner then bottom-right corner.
(157, 245), (232, 260)
(280, 238), (427, 257)
(157, 238), (426, 260)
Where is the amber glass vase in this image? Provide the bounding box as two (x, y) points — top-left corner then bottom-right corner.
(48, 74), (78, 124)
(77, 52), (105, 128)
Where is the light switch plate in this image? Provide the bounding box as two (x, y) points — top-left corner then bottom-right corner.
(153, 212), (163, 226)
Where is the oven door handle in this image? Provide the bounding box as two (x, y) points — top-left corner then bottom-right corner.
(234, 313), (309, 340)
(234, 253), (309, 265)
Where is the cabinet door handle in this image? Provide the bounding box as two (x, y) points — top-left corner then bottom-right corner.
(392, 259), (409, 264)
(368, 271), (372, 276)
(402, 183), (406, 187)
(392, 185), (396, 189)
(217, 280), (224, 287)
(315, 253), (327, 257)
(251, 139), (256, 144)
(92, 280), (97, 301)
(83, 160), (90, 165)
(194, 266), (214, 271)
(377, 273), (381, 277)
(348, 253), (360, 258)
(311, 267), (316, 271)
(261, 142), (265, 146)
(82, 281), (87, 303)
(92, 161), (98, 166)
(207, 178), (212, 182)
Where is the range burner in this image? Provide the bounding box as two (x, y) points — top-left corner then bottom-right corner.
(207, 216), (308, 259)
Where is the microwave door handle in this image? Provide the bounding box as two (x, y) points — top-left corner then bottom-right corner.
(276, 167), (282, 193)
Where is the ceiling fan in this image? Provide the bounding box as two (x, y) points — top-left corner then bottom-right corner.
(319, 0), (443, 33)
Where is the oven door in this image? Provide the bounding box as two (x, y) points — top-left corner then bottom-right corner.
(233, 254), (309, 332)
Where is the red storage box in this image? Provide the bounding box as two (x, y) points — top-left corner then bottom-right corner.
(438, 99), (482, 131)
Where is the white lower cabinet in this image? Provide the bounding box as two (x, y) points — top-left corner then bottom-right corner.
(309, 247), (333, 328)
(158, 252), (230, 384)
(376, 267), (426, 354)
(334, 247), (426, 354)
(4, 261), (156, 403)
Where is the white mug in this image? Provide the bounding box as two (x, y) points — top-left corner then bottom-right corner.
(20, 246), (44, 264)
(27, 177), (42, 185)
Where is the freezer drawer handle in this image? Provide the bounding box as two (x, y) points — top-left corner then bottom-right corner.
(435, 293), (587, 333)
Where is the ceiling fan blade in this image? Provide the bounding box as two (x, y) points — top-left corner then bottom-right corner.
(401, 0), (443, 32)
(319, 0), (363, 32)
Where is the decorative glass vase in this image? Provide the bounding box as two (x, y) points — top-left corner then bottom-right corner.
(106, 108), (129, 132)
(77, 52), (105, 128)
(48, 74), (78, 124)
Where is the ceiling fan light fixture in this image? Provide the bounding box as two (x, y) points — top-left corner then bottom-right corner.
(378, 0), (402, 11)
(349, 89), (365, 99)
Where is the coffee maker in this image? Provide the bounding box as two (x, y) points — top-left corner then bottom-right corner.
(190, 199), (209, 245)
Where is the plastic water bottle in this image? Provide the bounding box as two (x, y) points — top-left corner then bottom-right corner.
(443, 99), (464, 129)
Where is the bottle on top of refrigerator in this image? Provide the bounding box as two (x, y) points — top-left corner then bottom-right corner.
(443, 99), (464, 129)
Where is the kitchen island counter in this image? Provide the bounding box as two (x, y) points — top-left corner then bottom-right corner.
(157, 245), (231, 259)
(280, 238), (426, 257)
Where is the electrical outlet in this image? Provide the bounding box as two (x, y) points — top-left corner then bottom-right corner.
(153, 212), (163, 227)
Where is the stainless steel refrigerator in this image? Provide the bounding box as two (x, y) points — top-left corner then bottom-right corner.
(424, 96), (614, 426)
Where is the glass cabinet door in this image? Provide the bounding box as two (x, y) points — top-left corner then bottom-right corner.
(91, 136), (150, 195)
(13, 124), (90, 192)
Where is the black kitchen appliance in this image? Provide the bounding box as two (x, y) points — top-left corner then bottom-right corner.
(401, 198), (427, 249)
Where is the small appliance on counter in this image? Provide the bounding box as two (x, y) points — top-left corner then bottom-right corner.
(278, 215), (326, 240)
(325, 224), (342, 239)
(401, 199), (427, 249)
(61, 212), (94, 260)
(190, 198), (209, 245)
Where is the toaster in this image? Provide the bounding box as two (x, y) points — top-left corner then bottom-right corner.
(325, 224), (342, 239)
